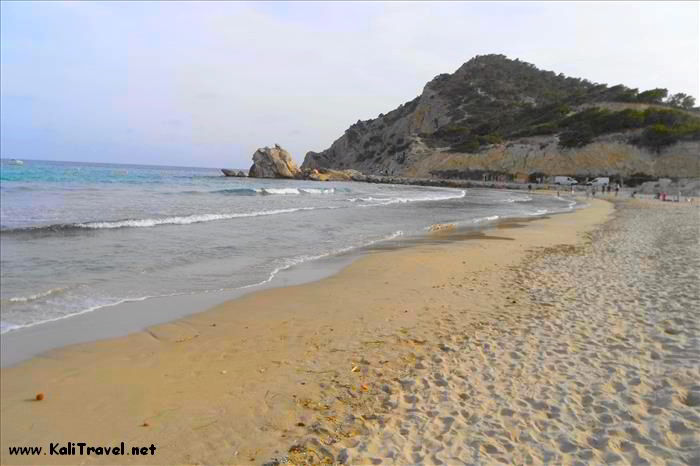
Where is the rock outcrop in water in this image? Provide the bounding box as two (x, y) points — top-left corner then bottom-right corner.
(221, 169), (247, 177)
(248, 145), (301, 179)
(302, 54), (700, 180)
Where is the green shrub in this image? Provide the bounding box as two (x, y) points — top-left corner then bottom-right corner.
(643, 108), (687, 127)
(632, 120), (700, 151)
(481, 133), (503, 145)
(559, 128), (594, 148)
(451, 139), (481, 153)
(636, 125), (676, 151)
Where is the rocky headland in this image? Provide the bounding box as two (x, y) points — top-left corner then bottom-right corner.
(231, 142), (700, 194)
(301, 55), (700, 182)
(232, 144), (539, 189)
(226, 56), (698, 193)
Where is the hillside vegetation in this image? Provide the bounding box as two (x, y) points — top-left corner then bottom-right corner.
(302, 55), (700, 179)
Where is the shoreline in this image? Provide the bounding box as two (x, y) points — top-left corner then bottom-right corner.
(0, 198), (613, 464)
(0, 190), (578, 368)
(0, 251), (360, 368)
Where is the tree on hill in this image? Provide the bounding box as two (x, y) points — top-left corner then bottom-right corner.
(666, 92), (696, 109)
(637, 88), (668, 103)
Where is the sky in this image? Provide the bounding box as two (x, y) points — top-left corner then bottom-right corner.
(1, 1), (698, 168)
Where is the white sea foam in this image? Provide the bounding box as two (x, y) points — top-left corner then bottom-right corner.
(0, 294), (169, 334)
(76, 207), (322, 229)
(555, 198), (578, 210)
(252, 187), (338, 195)
(7, 287), (68, 303)
(0, 231), (405, 334)
(75, 190), (466, 230)
(501, 196), (532, 203)
(354, 190), (467, 206)
(473, 215), (500, 223)
(0, 321), (21, 333)
(241, 230), (405, 289)
(259, 188), (302, 195)
(299, 188), (336, 194)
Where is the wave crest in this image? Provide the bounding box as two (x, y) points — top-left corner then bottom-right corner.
(183, 187), (338, 196)
(351, 190), (466, 206)
(1, 207), (327, 233)
(501, 196), (532, 203)
(6, 287), (68, 303)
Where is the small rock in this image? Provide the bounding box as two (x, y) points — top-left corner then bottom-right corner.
(337, 449), (349, 464)
(438, 343), (454, 352)
(399, 379), (416, 389)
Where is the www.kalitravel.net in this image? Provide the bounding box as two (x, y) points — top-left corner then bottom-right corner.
(8, 442), (156, 457)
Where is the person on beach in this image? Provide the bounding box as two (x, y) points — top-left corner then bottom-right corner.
(615, 184), (620, 196)
(528, 184), (532, 192)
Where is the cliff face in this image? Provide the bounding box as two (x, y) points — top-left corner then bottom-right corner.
(405, 137), (700, 179)
(302, 55), (700, 179)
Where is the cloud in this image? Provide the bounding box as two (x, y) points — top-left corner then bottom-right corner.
(1, 1), (697, 167)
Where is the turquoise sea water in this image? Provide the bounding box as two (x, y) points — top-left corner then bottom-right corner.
(0, 159), (576, 334)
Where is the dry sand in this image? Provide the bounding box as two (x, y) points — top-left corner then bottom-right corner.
(1, 198), (698, 465)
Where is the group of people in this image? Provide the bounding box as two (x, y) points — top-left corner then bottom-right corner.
(527, 181), (626, 198)
(586, 183), (621, 198)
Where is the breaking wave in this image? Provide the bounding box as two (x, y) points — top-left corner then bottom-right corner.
(5, 287), (69, 303)
(1, 207), (332, 233)
(501, 195), (533, 203)
(349, 190), (466, 206)
(183, 187), (339, 195)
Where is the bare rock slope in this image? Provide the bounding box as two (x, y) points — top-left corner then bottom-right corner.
(302, 55), (699, 179)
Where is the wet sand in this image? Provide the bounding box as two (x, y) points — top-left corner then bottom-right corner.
(3, 199), (695, 464)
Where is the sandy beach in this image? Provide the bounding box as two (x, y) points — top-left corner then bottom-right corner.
(2, 198), (699, 465)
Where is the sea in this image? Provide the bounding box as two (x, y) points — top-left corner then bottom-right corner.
(0, 159), (577, 335)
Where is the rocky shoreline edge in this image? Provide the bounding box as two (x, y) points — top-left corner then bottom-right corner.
(223, 144), (550, 191)
(223, 144), (700, 194)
